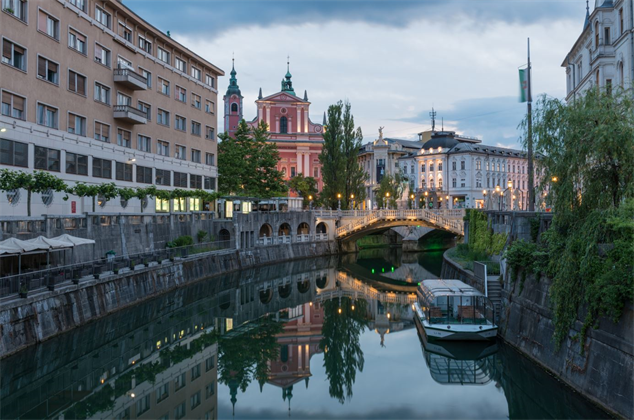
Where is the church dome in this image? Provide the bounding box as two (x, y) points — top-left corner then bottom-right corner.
(421, 131), (459, 150)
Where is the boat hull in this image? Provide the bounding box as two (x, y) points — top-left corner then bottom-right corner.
(414, 303), (497, 341)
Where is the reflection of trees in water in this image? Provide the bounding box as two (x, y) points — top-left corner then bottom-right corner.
(217, 316), (284, 392)
(319, 297), (370, 403)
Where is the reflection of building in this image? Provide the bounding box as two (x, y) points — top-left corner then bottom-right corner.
(0, 0), (221, 216)
(223, 62), (325, 191)
(562, 0), (633, 101)
(368, 300), (415, 347)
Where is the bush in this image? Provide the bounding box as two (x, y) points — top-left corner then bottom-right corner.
(167, 235), (194, 248)
(196, 230), (208, 243)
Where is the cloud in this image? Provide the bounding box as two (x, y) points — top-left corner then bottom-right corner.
(126, 0), (583, 38)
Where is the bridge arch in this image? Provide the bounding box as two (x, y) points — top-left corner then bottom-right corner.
(316, 222), (328, 234)
(259, 223), (273, 238)
(297, 222), (310, 235)
(218, 229), (231, 241)
(278, 223), (291, 236)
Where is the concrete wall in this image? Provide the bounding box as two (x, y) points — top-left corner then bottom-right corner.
(0, 240), (337, 358)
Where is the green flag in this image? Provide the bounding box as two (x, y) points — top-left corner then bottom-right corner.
(519, 68), (528, 102)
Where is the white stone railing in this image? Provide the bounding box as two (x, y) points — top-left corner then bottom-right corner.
(315, 272), (417, 305)
(334, 209), (464, 237)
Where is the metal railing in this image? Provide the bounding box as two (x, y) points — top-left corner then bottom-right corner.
(0, 239), (234, 300)
(113, 104), (148, 119)
(113, 67), (148, 84)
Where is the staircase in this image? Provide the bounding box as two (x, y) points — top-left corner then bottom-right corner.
(486, 277), (502, 324)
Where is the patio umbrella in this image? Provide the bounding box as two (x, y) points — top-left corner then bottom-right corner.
(0, 237), (47, 275)
(51, 234), (96, 263)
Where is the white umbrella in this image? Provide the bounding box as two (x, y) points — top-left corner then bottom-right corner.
(51, 234), (96, 246)
(0, 237), (42, 254)
(26, 236), (73, 249)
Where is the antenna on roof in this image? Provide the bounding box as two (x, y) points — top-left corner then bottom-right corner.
(442, 117), (444, 131)
(429, 107), (437, 132)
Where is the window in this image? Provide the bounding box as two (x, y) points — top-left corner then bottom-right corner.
(68, 0), (85, 11)
(138, 135), (151, 152)
(606, 79), (612, 95)
(191, 149), (201, 163)
(461, 179), (466, 188)
(156, 383), (169, 403)
(68, 70), (86, 95)
(191, 364), (201, 381)
(157, 140), (169, 156)
(94, 43), (111, 67)
(2, 39), (26, 71)
(1, 91), (25, 120)
(191, 121), (201, 136)
(119, 21), (132, 42)
(204, 176), (216, 190)
(604, 27), (611, 45)
(3, 0), (27, 21)
(280, 116), (288, 133)
(117, 55), (132, 70)
(38, 10), (59, 39)
(486, 161), (489, 171)
(0, 139), (27, 167)
(190, 174), (202, 189)
(65, 152), (88, 175)
(155, 169), (170, 186)
(452, 178), (456, 188)
(157, 47), (170, 64)
(461, 161), (465, 170)
(174, 172), (187, 187)
(137, 101), (150, 120)
(175, 115), (186, 131)
(93, 82), (110, 105)
(157, 109), (170, 126)
(68, 113), (86, 135)
(403, 165), (407, 175)
(175, 57), (185, 72)
(189, 197), (201, 211)
(136, 394), (150, 416)
(174, 373), (186, 391)
(174, 402), (186, 420)
(176, 85), (186, 102)
(205, 153), (215, 166)
(191, 66), (201, 81)
(138, 36), (152, 54)
(136, 165), (152, 184)
(159, 78), (170, 96)
(290, 166), (296, 177)
(36, 56), (58, 84)
(438, 178), (443, 188)
(231, 103), (238, 113)
(192, 93), (201, 109)
(421, 164), (426, 173)
(93, 158), (112, 179)
(438, 162), (443, 171)
(95, 122), (110, 142)
(116, 162), (132, 181)
(476, 160), (481, 170)
(140, 68), (151, 88)
(205, 356), (216, 372)
(205, 381), (215, 399)
(205, 100), (215, 114)
(205, 74), (215, 88)
(620, 8), (624, 35)
(476, 179), (482, 188)
(175, 145), (186, 160)
(595, 21), (600, 48)
(95, 6), (111, 28)
(117, 92), (131, 106)
(37, 103), (58, 128)
(487, 178), (490, 188)
(190, 391), (201, 410)
(313, 167), (319, 178)
(429, 163), (434, 172)
(117, 128), (131, 148)
(68, 28), (87, 54)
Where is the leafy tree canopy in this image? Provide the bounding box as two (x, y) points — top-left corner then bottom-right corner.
(288, 174), (318, 208)
(374, 173), (405, 209)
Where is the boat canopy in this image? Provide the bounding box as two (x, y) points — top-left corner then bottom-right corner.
(418, 279), (483, 302)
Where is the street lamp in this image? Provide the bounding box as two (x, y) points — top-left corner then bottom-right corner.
(551, 176), (558, 183)
(350, 194), (355, 210)
(410, 194), (414, 209)
(483, 189), (487, 210)
(445, 195), (449, 209)
(308, 195), (313, 210)
(337, 193), (342, 210)
(385, 192), (390, 209)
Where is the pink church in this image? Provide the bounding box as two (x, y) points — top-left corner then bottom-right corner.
(223, 61), (325, 192)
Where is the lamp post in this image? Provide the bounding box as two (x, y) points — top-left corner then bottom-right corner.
(385, 192), (390, 210)
(308, 195), (313, 211)
(337, 193), (341, 210)
(504, 180), (513, 211)
(445, 195), (449, 209)
(424, 191), (428, 209)
(482, 189), (487, 210)
(410, 194), (414, 209)
(350, 194), (355, 210)
(495, 185), (501, 210)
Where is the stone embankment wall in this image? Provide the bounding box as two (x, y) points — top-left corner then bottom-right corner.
(0, 240), (337, 358)
(441, 250), (633, 418)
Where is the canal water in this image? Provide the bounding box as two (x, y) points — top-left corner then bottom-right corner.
(0, 249), (610, 419)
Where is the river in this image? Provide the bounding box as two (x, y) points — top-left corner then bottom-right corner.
(0, 248), (611, 419)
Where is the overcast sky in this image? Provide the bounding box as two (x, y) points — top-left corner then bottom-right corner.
(126, 0), (587, 149)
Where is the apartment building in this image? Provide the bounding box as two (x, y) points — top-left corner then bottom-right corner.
(0, 0), (223, 216)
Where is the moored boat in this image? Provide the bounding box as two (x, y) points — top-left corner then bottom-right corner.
(413, 279), (497, 341)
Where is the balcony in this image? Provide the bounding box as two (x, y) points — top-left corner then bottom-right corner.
(113, 105), (147, 124)
(113, 67), (147, 90)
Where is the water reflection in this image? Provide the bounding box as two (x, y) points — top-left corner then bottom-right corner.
(0, 252), (612, 419)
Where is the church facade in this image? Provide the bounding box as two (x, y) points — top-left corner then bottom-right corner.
(223, 62), (325, 191)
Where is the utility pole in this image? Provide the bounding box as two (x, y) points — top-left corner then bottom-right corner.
(527, 38), (535, 212)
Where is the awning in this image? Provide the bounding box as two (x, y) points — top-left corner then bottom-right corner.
(0, 235), (95, 255)
(0, 237), (42, 255)
(51, 234), (96, 246)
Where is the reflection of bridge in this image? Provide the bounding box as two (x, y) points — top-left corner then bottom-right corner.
(314, 272), (417, 305)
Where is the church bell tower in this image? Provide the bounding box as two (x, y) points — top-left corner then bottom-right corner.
(223, 59), (243, 137)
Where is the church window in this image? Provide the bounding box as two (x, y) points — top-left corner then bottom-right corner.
(231, 103), (238, 113)
(280, 116), (288, 133)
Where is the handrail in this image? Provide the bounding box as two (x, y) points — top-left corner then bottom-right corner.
(334, 209), (464, 237)
(113, 67), (148, 84)
(113, 104), (148, 118)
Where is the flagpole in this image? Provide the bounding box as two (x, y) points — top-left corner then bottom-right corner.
(527, 38), (534, 212)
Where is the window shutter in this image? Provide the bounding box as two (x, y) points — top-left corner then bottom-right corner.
(68, 115), (76, 131)
(1, 92), (11, 106)
(13, 95), (24, 112)
(38, 57), (46, 78)
(38, 11), (48, 33)
(2, 41), (11, 59)
(95, 44), (102, 58)
(78, 75), (85, 94)
(13, 45), (24, 55)
(49, 61), (58, 73)
(69, 71), (76, 90)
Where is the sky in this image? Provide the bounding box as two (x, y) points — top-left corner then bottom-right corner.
(125, 0), (588, 149)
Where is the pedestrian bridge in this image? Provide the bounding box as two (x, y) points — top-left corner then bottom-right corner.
(314, 209), (464, 240)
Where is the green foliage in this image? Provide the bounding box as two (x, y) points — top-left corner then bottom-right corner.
(196, 230), (208, 243)
(518, 88), (634, 351)
(167, 235), (194, 248)
(319, 100), (367, 209)
(465, 209), (507, 255)
(218, 120), (288, 198)
(529, 216), (541, 243)
(374, 173), (405, 209)
(0, 169), (69, 216)
(288, 174), (319, 208)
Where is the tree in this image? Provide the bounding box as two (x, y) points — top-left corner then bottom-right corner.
(288, 174), (318, 208)
(519, 87), (634, 349)
(319, 101), (367, 209)
(218, 120), (288, 198)
(374, 173), (405, 209)
(0, 170), (68, 216)
(69, 182), (118, 212)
